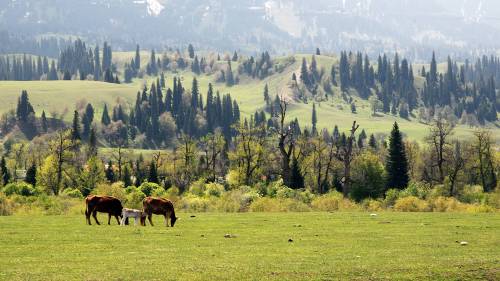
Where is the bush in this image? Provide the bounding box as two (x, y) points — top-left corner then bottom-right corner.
(362, 199), (383, 211)
(139, 182), (163, 197)
(430, 197), (465, 212)
(181, 195), (212, 212)
(383, 189), (400, 208)
(399, 182), (431, 199)
(62, 188), (83, 198)
(0, 192), (13, 215)
(205, 182), (225, 198)
(311, 191), (359, 211)
(465, 204), (496, 213)
(3, 182), (38, 196)
(125, 188), (146, 209)
(249, 197), (310, 212)
(458, 185), (486, 204)
(188, 178), (206, 197)
(394, 196), (430, 212)
(350, 152), (386, 201)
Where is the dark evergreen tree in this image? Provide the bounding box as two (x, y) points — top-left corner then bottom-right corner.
(188, 44), (195, 59)
(25, 163), (37, 186)
(101, 104), (111, 125)
(311, 103), (317, 135)
(148, 161), (159, 184)
(0, 156), (10, 186)
(290, 156), (304, 189)
(385, 122), (409, 189)
(105, 160), (115, 183)
(41, 110), (48, 132)
(71, 110), (81, 141)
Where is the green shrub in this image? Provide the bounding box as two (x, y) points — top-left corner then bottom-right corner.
(465, 204), (496, 213)
(181, 195), (212, 212)
(458, 185), (486, 204)
(399, 182), (431, 199)
(394, 196), (430, 212)
(62, 188), (83, 198)
(205, 182), (225, 198)
(297, 189), (315, 204)
(139, 182), (163, 197)
(3, 182), (38, 196)
(383, 189), (400, 208)
(188, 178), (206, 197)
(125, 188), (146, 209)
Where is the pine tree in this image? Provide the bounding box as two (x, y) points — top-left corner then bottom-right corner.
(105, 160), (115, 182)
(41, 110), (48, 132)
(386, 122), (409, 189)
(122, 164), (132, 187)
(25, 163), (37, 186)
(101, 104), (111, 125)
(263, 84), (270, 105)
(316, 48), (321, 55)
(290, 156), (304, 189)
(135, 44), (141, 70)
(0, 156), (10, 186)
(300, 58), (310, 88)
(148, 161), (159, 184)
(188, 44), (195, 59)
(71, 110), (81, 141)
(311, 103), (317, 135)
(226, 60), (234, 86)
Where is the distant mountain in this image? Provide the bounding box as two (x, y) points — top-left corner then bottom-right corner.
(1, 0), (500, 59)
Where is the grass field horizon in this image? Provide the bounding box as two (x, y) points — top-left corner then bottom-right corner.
(0, 212), (498, 280)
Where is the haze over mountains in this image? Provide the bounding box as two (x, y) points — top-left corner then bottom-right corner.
(2, 0), (500, 59)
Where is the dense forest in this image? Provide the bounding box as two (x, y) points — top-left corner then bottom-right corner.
(0, 39), (498, 208)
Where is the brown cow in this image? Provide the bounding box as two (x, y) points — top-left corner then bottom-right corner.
(142, 197), (178, 227)
(85, 195), (123, 225)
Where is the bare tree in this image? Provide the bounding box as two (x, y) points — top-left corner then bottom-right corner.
(277, 94), (295, 187)
(335, 121), (359, 196)
(447, 141), (465, 196)
(473, 130), (497, 192)
(425, 116), (454, 182)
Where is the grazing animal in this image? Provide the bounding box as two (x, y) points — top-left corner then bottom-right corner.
(85, 195), (123, 225)
(121, 208), (146, 226)
(142, 197), (178, 227)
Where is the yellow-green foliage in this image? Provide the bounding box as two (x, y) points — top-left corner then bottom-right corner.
(310, 191), (359, 211)
(94, 182), (126, 202)
(429, 197), (466, 212)
(250, 198), (310, 212)
(0, 192), (13, 215)
(394, 196), (430, 212)
(361, 199), (383, 211)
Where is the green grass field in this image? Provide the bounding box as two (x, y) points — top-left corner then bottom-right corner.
(0, 212), (499, 280)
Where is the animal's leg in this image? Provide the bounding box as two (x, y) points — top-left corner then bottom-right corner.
(93, 210), (100, 225)
(108, 214), (111, 225)
(121, 215), (126, 226)
(115, 215), (121, 225)
(85, 208), (91, 225)
(134, 217), (138, 226)
(147, 214), (154, 226)
(164, 214), (169, 227)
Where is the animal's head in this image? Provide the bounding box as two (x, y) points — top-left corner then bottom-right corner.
(171, 216), (178, 227)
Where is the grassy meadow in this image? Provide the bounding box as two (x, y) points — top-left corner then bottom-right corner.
(0, 212), (498, 280)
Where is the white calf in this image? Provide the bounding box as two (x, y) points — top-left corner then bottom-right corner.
(121, 208), (146, 226)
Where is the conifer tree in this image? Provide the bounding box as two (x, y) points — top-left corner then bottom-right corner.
(101, 104), (111, 125)
(188, 44), (195, 59)
(41, 110), (48, 132)
(311, 103), (318, 135)
(290, 156), (304, 189)
(25, 163), (37, 186)
(122, 164), (132, 187)
(386, 122), (409, 189)
(148, 161), (159, 184)
(71, 110), (81, 141)
(105, 160), (115, 183)
(0, 156), (10, 186)
(135, 44), (141, 70)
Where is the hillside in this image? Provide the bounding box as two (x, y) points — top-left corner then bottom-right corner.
(0, 52), (497, 142)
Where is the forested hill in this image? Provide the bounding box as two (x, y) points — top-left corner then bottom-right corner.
(2, 0), (500, 59)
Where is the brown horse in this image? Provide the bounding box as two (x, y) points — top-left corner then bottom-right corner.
(85, 195), (123, 225)
(142, 197), (178, 227)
